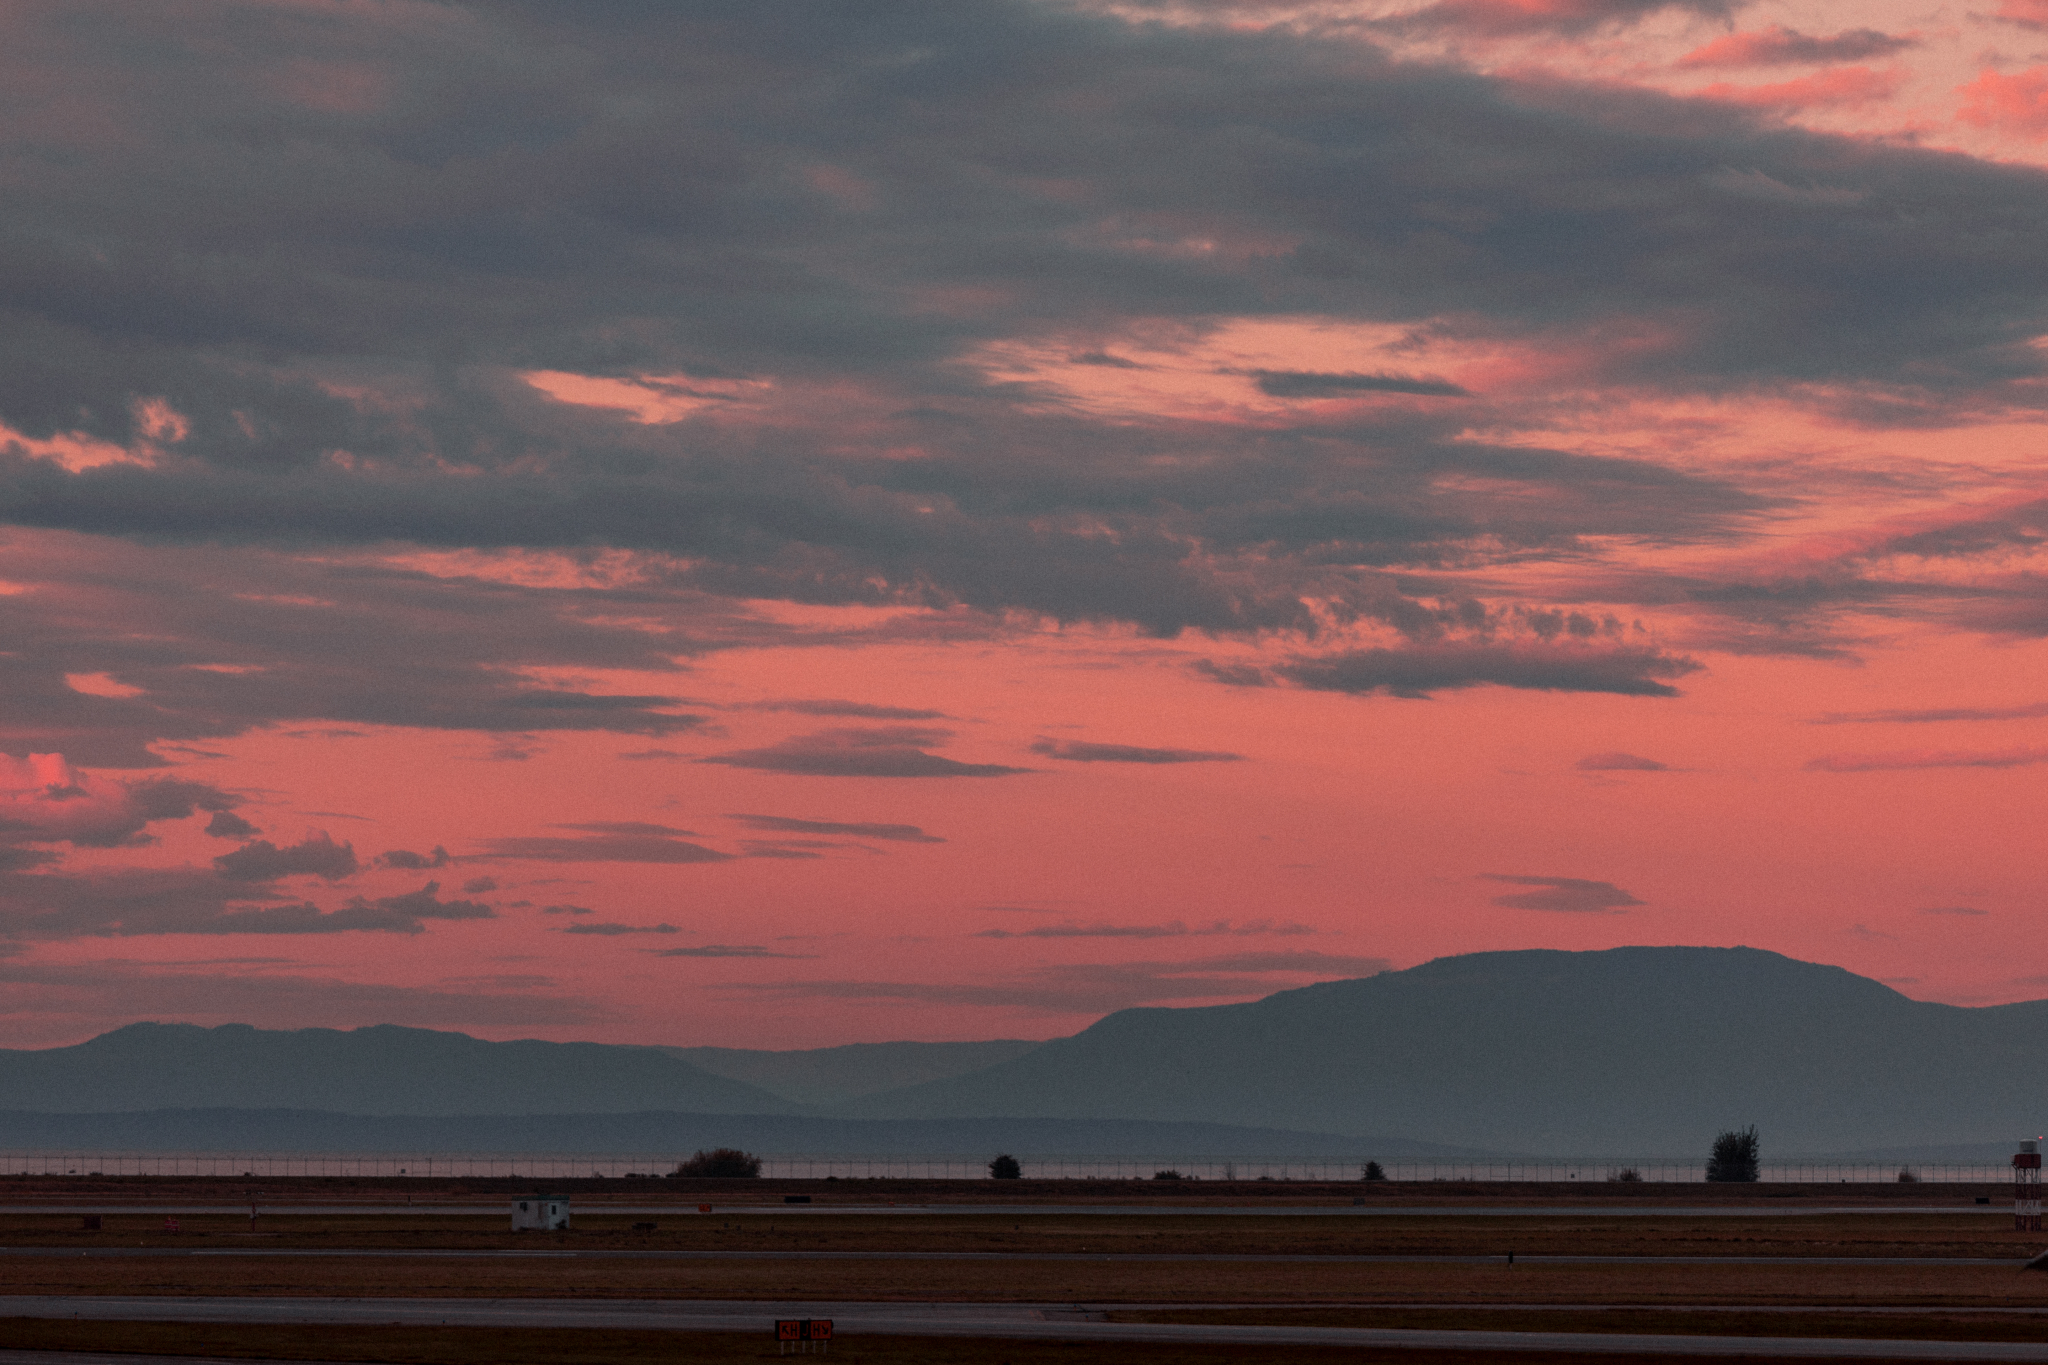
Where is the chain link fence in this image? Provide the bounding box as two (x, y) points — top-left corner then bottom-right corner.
(0, 1151), (2017, 1182)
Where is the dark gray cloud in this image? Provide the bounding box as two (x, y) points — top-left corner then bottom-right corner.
(561, 921), (680, 936)
(0, 0), (2035, 694)
(1205, 643), (1703, 699)
(701, 727), (1031, 778)
(727, 814), (945, 843)
(1481, 874), (1645, 912)
(1812, 703), (2048, 725)
(203, 810), (259, 839)
(1575, 752), (1668, 771)
(0, 775), (244, 868)
(380, 846), (449, 870)
(1244, 370), (1469, 398)
(652, 944), (813, 958)
(0, 868), (490, 944)
(753, 700), (949, 720)
(476, 823), (734, 863)
(1676, 26), (1918, 68)
(0, 535), (737, 768)
(542, 904), (594, 915)
(205, 882), (495, 935)
(1384, 0), (1738, 36)
(461, 876), (500, 894)
(1805, 747), (2048, 772)
(213, 833), (359, 883)
(976, 919), (1313, 939)
(1029, 738), (1243, 764)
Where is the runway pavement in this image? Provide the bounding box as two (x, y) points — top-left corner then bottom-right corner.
(0, 1203), (2011, 1218)
(9, 1295), (2048, 1359)
(0, 1246), (2028, 1265)
(0, 1354), (370, 1365)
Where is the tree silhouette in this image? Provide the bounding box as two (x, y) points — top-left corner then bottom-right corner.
(988, 1153), (1021, 1179)
(673, 1147), (761, 1178)
(1361, 1161), (1387, 1182)
(1706, 1126), (1760, 1182)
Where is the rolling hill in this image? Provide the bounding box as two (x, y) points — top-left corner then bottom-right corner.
(0, 1022), (796, 1116)
(0, 1107), (1473, 1160)
(660, 1040), (1042, 1106)
(836, 946), (2048, 1153)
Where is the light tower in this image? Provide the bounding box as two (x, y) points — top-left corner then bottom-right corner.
(2016, 1140), (2042, 1233)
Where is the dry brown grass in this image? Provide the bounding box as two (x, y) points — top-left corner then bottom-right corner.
(2, 1211), (2037, 1259)
(3, 1250), (2047, 1307)
(0, 1317), (1954, 1365)
(1109, 1306), (2048, 1343)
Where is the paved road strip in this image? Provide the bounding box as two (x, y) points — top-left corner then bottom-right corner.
(0, 1247), (2030, 1265)
(8, 1296), (2048, 1360)
(0, 1205), (2011, 1218)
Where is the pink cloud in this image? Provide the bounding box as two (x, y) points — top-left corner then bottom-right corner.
(1698, 66), (1904, 111)
(1958, 68), (2048, 138)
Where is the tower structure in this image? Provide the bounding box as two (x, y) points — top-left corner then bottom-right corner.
(2016, 1141), (2041, 1233)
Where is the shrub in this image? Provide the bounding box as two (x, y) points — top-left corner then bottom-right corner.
(1609, 1168), (1644, 1183)
(1362, 1161), (1387, 1182)
(672, 1147), (761, 1178)
(988, 1153), (1021, 1180)
(1705, 1126), (1760, 1183)
(1152, 1169), (1184, 1181)
(1897, 1167), (1919, 1183)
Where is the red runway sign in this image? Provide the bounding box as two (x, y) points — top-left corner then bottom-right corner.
(775, 1319), (834, 1352)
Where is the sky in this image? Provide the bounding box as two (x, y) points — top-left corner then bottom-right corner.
(7, 0), (2048, 1050)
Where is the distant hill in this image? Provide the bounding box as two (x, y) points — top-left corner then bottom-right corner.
(0, 1023), (796, 1117)
(0, 1108), (1476, 1160)
(660, 1040), (1043, 1106)
(835, 947), (2048, 1154)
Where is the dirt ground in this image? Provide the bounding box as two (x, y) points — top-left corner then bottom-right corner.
(0, 1209), (2039, 1259)
(4, 1243), (2048, 1306)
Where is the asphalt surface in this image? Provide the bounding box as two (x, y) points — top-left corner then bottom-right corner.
(0, 1203), (2011, 1217)
(0, 1355), (369, 1365)
(0, 1246), (2029, 1265)
(10, 1296), (2048, 1359)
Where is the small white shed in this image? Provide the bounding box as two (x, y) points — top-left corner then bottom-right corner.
(510, 1195), (571, 1231)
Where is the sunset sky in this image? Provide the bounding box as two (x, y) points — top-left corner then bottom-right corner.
(7, 0), (2048, 1050)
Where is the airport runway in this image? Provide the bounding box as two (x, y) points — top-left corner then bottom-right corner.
(0, 1355), (370, 1365)
(0, 1246), (2029, 1265)
(10, 1295), (2048, 1359)
(0, 1203), (2011, 1217)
